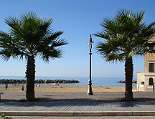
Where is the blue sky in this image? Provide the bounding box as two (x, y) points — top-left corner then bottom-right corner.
(0, 0), (155, 78)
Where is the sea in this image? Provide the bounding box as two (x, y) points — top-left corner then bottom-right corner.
(0, 76), (137, 86)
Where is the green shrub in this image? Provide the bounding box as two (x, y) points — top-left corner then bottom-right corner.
(0, 113), (12, 119)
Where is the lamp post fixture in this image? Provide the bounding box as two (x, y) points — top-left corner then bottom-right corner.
(88, 34), (93, 95)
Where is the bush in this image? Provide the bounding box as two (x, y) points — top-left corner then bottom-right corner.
(0, 113), (12, 119)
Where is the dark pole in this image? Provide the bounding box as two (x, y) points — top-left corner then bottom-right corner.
(88, 34), (93, 95)
(153, 81), (154, 93)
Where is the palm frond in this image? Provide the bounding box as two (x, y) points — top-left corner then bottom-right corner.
(40, 49), (62, 62)
(0, 12), (67, 62)
(52, 39), (67, 47)
(96, 9), (155, 62)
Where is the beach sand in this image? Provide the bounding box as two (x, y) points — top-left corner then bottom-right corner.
(0, 84), (137, 93)
(0, 83), (139, 101)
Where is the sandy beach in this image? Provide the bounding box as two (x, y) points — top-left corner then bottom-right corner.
(0, 83), (139, 101)
(0, 84), (137, 94)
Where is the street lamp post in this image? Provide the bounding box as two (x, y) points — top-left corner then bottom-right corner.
(88, 34), (93, 95)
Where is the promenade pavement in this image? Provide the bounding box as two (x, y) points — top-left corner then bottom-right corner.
(9, 116), (155, 119)
(0, 92), (155, 111)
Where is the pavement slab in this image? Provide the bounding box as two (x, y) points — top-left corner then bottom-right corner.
(9, 116), (155, 119)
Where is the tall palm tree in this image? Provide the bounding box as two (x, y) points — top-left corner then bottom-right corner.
(0, 13), (67, 101)
(95, 10), (155, 101)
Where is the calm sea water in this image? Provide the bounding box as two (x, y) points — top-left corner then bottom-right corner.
(0, 76), (128, 86)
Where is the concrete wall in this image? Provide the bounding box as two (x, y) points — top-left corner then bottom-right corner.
(144, 53), (155, 73)
(137, 73), (145, 91)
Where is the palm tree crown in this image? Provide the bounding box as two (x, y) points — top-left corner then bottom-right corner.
(96, 10), (155, 61)
(0, 12), (67, 61)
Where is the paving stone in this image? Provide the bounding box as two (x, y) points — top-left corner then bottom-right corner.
(9, 116), (155, 119)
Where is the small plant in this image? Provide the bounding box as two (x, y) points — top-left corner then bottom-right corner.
(0, 113), (12, 119)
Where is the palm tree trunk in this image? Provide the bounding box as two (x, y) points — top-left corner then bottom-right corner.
(125, 57), (133, 101)
(26, 55), (35, 101)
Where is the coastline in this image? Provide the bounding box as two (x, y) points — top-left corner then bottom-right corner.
(0, 76), (133, 86)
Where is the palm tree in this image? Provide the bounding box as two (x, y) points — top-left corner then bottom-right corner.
(95, 10), (155, 101)
(0, 13), (67, 101)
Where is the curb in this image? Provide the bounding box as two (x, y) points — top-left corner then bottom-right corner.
(0, 111), (155, 116)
